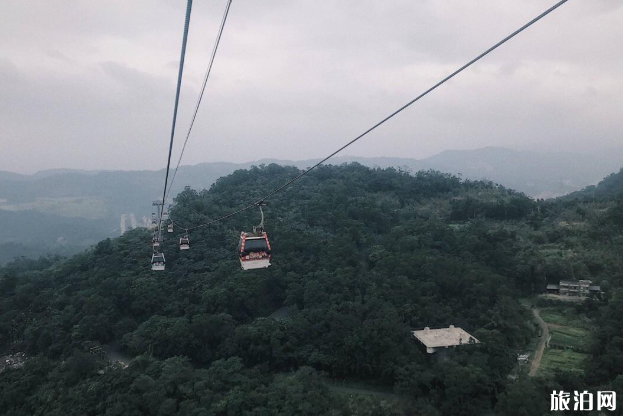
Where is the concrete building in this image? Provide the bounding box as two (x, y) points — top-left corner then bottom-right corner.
(412, 325), (479, 354)
(546, 279), (600, 298)
(560, 279), (591, 296)
(546, 284), (560, 294)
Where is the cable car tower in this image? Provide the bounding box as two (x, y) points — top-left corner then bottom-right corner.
(152, 200), (165, 242)
(151, 200), (166, 271)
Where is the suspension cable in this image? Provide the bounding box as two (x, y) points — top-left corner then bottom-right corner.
(157, 0), (194, 239)
(175, 0), (569, 232)
(165, 0), (234, 201)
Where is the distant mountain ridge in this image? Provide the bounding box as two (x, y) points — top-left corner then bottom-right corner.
(3, 146), (623, 209)
(250, 147), (623, 199)
(416, 147), (622, 199)
(1, 146), (622, 263)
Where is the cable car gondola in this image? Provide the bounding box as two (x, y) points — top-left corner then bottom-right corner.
(180, 234), (190, 250)
(151, 252), (166, 271)
(238, 204), (271, 270)
(168, 223), (174, 233)
(152, 237), (160, 248)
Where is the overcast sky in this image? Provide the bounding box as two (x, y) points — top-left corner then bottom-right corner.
(1, 0), (622, 174)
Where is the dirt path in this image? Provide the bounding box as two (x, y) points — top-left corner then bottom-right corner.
(529, 308), (549, 377)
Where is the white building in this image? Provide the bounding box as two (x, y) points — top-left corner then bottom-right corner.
(412, 325), (479, 354)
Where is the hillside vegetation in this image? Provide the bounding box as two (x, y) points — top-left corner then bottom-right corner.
(2, 148), (622, 264)
(1, 164), (622, 415)
(564, 167), (623, 201)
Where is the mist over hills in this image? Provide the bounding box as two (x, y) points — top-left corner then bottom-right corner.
(417, 147), (622, 199)
(1, 146), (622, 263)
(0, 209), (108, 264)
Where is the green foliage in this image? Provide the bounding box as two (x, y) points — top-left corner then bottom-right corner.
(585, 289), (623, 384)
(565, 168), (623, 201)
(539, 349), (587, 378)
(495, 377), (547, 416)
(0, 356), (336, 416)
(0, 163), (622, 414)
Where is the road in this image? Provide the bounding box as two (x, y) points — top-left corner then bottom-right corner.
(529, 308), (549, 377)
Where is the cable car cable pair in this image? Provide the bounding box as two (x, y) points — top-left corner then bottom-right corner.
(165, 0), (234, 202)
(150, 0), (235, 271)
(154, 0), (193, 262)
(152, 0), (570, 270)
(168, 0), (569, 234)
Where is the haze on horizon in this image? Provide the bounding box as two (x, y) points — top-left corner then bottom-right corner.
(1, 0), (622, 175)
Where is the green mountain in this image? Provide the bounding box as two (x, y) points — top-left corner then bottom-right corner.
(563, 168), (623, 201)
(3, 147), (622, 264)
(2, 164), (622, 415)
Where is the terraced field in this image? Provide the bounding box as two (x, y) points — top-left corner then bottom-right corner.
(539, 349), (587, 378)
(536, 306), (591, 377)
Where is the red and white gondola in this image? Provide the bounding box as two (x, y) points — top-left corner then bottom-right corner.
(238, 231), (271, 270)
(238, 203), (271, 270)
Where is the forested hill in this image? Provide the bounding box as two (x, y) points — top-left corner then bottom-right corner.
(3, 148), (622, 265)
(1, 164), (623, 415)
(563, 167), (623, 201)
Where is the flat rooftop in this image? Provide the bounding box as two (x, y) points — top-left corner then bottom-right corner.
(412, 325), (479, 350)
(560, 280), (591, 285)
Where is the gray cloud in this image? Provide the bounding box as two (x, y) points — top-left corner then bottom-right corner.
(1, 0), (622, 173)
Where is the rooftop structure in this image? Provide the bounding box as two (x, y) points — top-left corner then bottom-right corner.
(546, 280), (600, 297)
(412, 325), (479, 354)
(0, 352), (26, 373)
(517, 353), (530, 364)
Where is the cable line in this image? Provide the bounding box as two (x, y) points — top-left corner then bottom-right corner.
(158, 0), (194, 236)
(165, 0), (234, 201)
(175, 0), (569, 232)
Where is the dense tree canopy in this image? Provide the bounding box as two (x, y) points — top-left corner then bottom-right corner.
(1, 163), (622, 415)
